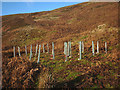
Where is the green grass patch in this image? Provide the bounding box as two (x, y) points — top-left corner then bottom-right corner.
(109, 70), (115, 75)
(109, 46), (113, 50)
(105, 61), (113, 67)
(115, 44), (119, 49)
(58, 77), (64, 82)
(105, 84), (114, 88)
(81, 35), (88, 40)
(53, 66), (64, 73)
(97, 75), (104, 79)
(33, 37), (40, 41)
(50, 30), (57, 33)
(101, 53), (105, 57)
(67, 18), (76, 24)
(92, 85), (99, 88)
(81, 59), (89, 65)
(66, 72), (80, 80)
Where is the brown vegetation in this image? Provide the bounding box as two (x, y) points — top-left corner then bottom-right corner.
(2, 56), (44, 88)
(2, 2), (119, 88)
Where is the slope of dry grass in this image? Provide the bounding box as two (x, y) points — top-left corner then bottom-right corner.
(2, 2), (119, 88)
(2, 2), (118, 50)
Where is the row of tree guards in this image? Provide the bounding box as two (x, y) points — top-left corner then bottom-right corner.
(13, 41), (107, 63)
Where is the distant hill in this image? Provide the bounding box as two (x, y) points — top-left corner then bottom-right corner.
(2, 2), (118, 50)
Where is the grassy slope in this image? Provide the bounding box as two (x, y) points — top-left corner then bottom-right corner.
(2, 2), (118, 49)
(2, 2), (119, 88)
(36, 25), (119, 88)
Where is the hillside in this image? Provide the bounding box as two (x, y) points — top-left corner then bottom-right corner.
(2, 2), (120, 88)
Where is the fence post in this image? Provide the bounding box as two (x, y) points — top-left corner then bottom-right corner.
(43, 43), (45, 53)
(37, 44), (41, 63)
(78, 41), (82, 60)
(35, 44), (38, 56)
(97, 41), (99, 54)
(52, 42), (55, 59)
(64, 42), (68, 62)
(82, 41), (84, 53)
(105, 42), (107, 54)
(18, 46), (21, 57)
(25, 45), (27, 56)
(47, 43), (49, 53)
(29, 45), (32, 60)
(13, 46), (15, 57)
(92, 41), (94, 56)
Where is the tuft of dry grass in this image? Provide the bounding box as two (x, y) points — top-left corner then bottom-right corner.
(37, 69), (55, 88)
